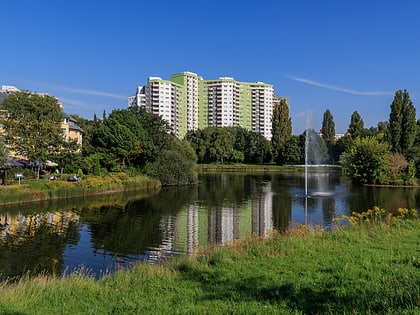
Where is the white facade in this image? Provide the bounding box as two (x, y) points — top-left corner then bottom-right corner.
(185, 74), (199, 131)
(128, 72), (279, 140)
(131, 77), (183, 136)
(147, 79), (172, 125)
(1, 85), (20, 93)
(128, 86), (146, 108)
(251, 84), (274, 140)
(206, 78), (239, 128)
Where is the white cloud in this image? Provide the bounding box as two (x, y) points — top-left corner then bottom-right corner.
(57, 87), (127, 99)
(287, 75), (393, 96)
(58, 97), (88, 108)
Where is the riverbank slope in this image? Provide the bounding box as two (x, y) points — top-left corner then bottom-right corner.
(0, 214), (418, 314)
(0, 173), (161, 206)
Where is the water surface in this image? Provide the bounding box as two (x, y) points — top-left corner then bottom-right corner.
(1, 172), (419, 280)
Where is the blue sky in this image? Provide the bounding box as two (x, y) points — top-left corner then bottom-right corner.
(1, 0), (419, 134)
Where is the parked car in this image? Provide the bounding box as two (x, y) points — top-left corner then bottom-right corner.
(67, 175), (81, 182)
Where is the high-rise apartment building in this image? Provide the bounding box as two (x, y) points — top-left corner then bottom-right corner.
(128, 72), (281, 140)
(170, 72), (201, 133)
(129, 77), (184, 136)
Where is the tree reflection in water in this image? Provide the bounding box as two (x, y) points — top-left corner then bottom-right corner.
(1, 172), (419, 280)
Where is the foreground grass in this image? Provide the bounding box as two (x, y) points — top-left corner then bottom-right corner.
(0, 215), (419, 314)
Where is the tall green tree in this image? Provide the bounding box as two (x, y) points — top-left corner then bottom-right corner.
(321, 109), (336, 144)
(387, 90), (416, 157)
(321, 109), (336, 163)
(271, 99), (292, 165)
(348, 111), (364, 138)
(0, 91), (65, 178)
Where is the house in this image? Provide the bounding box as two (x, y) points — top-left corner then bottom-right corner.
(61, 112), (83, 149)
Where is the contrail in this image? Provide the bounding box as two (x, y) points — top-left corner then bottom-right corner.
(32, 81), (127, 100)
(58, 87), (127, 99)
(287, 75), (393, 96)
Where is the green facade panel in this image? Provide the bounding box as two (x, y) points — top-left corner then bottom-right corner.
(139, 72), (276, 139)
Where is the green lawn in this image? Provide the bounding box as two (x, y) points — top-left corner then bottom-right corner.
(0, 213), (419, 314)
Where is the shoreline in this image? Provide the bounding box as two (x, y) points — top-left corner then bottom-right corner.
(196, 163), (342, 173)
(0, 174), (161, 206)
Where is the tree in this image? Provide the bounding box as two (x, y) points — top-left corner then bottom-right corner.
(321, 109), (336, 144)
(271, 99), (292, 165)
(129, 106), (172, 161)
(0, 135), (8, 167)
(0, 91), (65, 178)
(70, 114), (95, 156)
(341, 137), (390, 184)
(321, 109), (336, 163)
(244, 131), (272, 164)
(348, 111), (364, 138)
(145, 136), (197, 186)
(387, 90), (416, 157)
(335, 135), (353, 163)
(283, 136), (303, 164)
(186, 126), (271, 165)
(209, 127), (234, 163)
(185, 129), (206, 163)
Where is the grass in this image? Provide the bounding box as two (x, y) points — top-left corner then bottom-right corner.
(0, 210), (419, 314)
(0, 173), (161, 205)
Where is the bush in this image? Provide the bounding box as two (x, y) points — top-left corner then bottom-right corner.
(341, 137), (390, 184)
(7, 167), (35, 181)
(145, 137), (197, 186)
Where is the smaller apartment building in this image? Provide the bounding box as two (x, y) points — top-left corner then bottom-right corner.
(129, 72), (283, 140)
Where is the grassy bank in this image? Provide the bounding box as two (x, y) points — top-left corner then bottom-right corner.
(197, 163), (342, 173)
(0, 211), (418, 314)
(0, 173), (161, 205)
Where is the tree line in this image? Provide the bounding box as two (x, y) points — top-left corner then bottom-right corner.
(0, 92), (196, 186)
(0, 89), (418, 186)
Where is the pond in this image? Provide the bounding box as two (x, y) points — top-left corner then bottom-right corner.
(1, 171), (419, 280)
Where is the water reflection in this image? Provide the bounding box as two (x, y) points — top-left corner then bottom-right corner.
(1, 172), (420, 280)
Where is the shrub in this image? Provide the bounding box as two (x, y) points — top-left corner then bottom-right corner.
(341, 137), (390, 184)
(7, 167), (35, 181)
(145, 137), (197, 186)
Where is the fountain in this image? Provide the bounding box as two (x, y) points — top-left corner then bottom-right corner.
(303, 114), (331, 225)
(304, 113), (336, 198)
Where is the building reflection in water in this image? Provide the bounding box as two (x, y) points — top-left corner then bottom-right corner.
(186, 204), (199, 254)
(169, 180), (279, 255)
(252, 182), (273, 237)
(2, 172), (411, 280)
(0, 211), (80, 241)
(0, 174), (296, 278)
